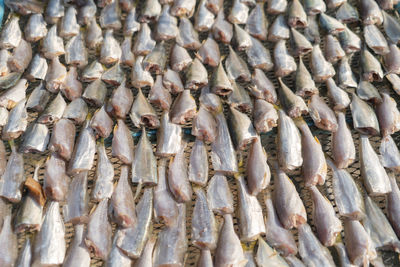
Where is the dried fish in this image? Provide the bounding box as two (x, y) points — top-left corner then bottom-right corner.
(229, 0), (249, 24)
(65, 32), (88, 68)
(62, 67), (83, 101)
(2, 100), (28, 140)
(140, 0), (161, 22)
(100, 30), (121, 65)
(319, 13), (344, 35)
(8, 38), (32, 73)
(0, 15), (21, 49)
(63, 225), (91, 267)
(274, 40), (297, 77)
(112, 119), (134, 164)
(326, 78), (350, 111)
(124, 7), (140, 36)
(253, 99), (278, 133)
(86, 18), (103, 49)
(133, 23), (156, 55)
(188, 139), (209, 186)
(212, 10), (233, 44)
(295, 57), (317, 97)
(92, 140), (114, 202)
(246, 37), (274, 71)
(308, 94), (338, 131)
(197, 36), (220, 67)
(45, 0), (64, 24)
(226, 45), (251, 81)
(268, 15), (290, 42)
(63, 171), (89, 224)
(382, 10), (400, 44)
(20, 123), (50, 153)
(364, 24), (390, 55)
(228, 80), (253, 113)
(163, 68), (184, 94)
(130, 88), (159, 128)
(143, 42), (167, 74)
(81, 61), (104, 82)
(45, 57), (67, 93)
(361, 0), (383, 25)
(156, 5), (178, 40)
(100, 0), (121, 30)
(387, 174), (400, 238)
(176, 17), (201, 50)
(25, 13), (47, 42)
(60, 6), (79, 38)
(38, 93), (67, 124)
(246, 2), (268, 40)
(336, 2), (359, 23)
(44, 153), (70, 201)
(195, 0), (215, 32)
(324, 34), (345, 64)
(250, 68), (277, 103)
(350, 93), (380, 135)
(288, 0), (308, 27)
(131, 56), (154, 88)
(234, 24), (252, 51)
(331, 112), (355, 169)
(170, 43), (192, 72)
(278, 78), (308, 118)
(82, 79), (107, 107)
(255, 237), (289, 266)
(227, 106), (257, 150)
(380, 135), (400, 171)
(310, 44), (335, 82)
(290, 28), (313, 56)
(133, 236), (156, 267)
(199, 85), (223, 113)
(360, 135), (391, 196)
(42, 25), (65, 59)
(78, 0), (96, 25)
(197, 249), (214, 267)
(339, 26), (361, 54)
(16, 238), (33, 267)
(62, 98), (88, 125)
(207, 174), (234, 214)
(211, 60), (233, 96)
(132, 128), (157, 186)
(156, 112), (182, 157)
(185, 58), (209, 90)
(268, 0), (287, 14)
(90, 106), (113, 138)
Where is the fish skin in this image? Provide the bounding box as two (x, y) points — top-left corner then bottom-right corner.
(211, 60), (233, 96)
(155, 5), (178, 41)
(8, 38), (32, 73)
(2, 99), (28, 140)
(92, 140), (114, 202)
(42, 25), (65, 59)
(154, 158), (179, 226)
(15, 162), (43, 232)
(78, 0), (97, 25)
(110, 165), (136, 228)
(130, 88), (159, 129)
(20, 123), (50, 153)
(387, 174), (400, 238)
(339, 27), (361, 54)
(0, 141), (5, 176)
(171, 0), (196, 17)
(310, 44), (335, 82)
(0, 49), (10, 77)
(337, 56), (358, 89)
(384, 43), (400, 75)
(104, 61), (126, 84)
(44, 153), (70, 201)
(0, 107), (7, 127)
(228, 80), (253, 113)
(0, 143), (24, 203)
(140, 0), (161, 22)
(334, 242), (357, 267)
(304, 15), (320, 44)
(237, 176), (266, 241)
(63, 171), (89, 224)
(33, 202), (66, 266)
(44, 56), (67, 93)
(324, 34), (345, 64)
(290, 28), (313, 56)
(264, 195), (298, 256)
(86, 18), (103, 49)
(106, 231), (132, 267)
(273, 164), (307, 229)
(277, 110), (302, 171)
(255, 237), (289, 266)
(112, 119), (134, 164)
(25, 13), (47, 42)
(192, 106), (217, 142)
(253, 99), (278, 133)
(308, 94), (338, 131)
(0, 211), (17, 267)
(336, 2), (359, 23)
(192, 187), (218, 249)
(298, 223), (335, 267)
(16, 238), (33, 267)
(363, 195), (400, 252)
(117, 188), (153, 259)
(361, 0), (383, 25)
(176, 17), (201, 50)
(195, 0), (215, 32)
(326, 0), (345, 8)
(214, 214), (248, 267)
(268, 0), (287, 14)
(268, 15), (290, 42)
(60, 6), (79, 38)
(85, 199), (112, 260)
(38, 93), (67, 124)
(361, 47), (384, 82)
(351, 92), (380, 135)
(234, 24), (252, 51)
(229, 0), (249, 24)
(274, 40), (297, 77)
(124, 7), (140, 36)
(376, 92), (400, 136)
(278, 78), (308, 118)
(170, 89), (197, 125)
(153, 203), (187, 266)
(211, 112), (238, 174)
(199, 85), (223, 113)
(168, 142), (193, 203)
(100, 0), (121, 30)
(185, 58), (209, 90)
(364, 24), (390, 55)
(133, 23), (156, 56)
(133, 236), (156, 267)
(386, 73), (400, 95)
(81, 60), (104, 82)
(100, 30), (121, 65)
(246, 137), (270, 195)
(156, 112), (182, 157)
(62, 98), (88, 125)
(61, 67), (83, 101)
(90, 106), (114, 138)
(331, 112), (355, 169)
(0, 16), (21, 49)
(63, 224), (91, 267)
(344, 219), (377, 266)
(360, 135), (391, 196)
(250, 68), (277, 103)
(227, 106), (257, 150)
(207, 174), (234, 214)
(197, 36), (220, 68)
(163, 68), (184, 94)
(319, 13), (344, 35)
(131, 56), (154, 88)
(295, 57), (317, 97)
(382, 11), (400, 44)
(380, 135), (400, 171)
(285, 256), (306, 267)
(226, 46), (251, 82)
(188, 139), (209, 186)
(287, 0), (308, 27)
(170, 43), (192, 72)
(304, 0), (326, 15)
(132, 128), (158, 186)
(197, 249), (214, 267)
(246, 36), (274, 71)
(82, 79), (107, 107)
(143, 42), (167, 74)
(309, 186), (342, 246)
